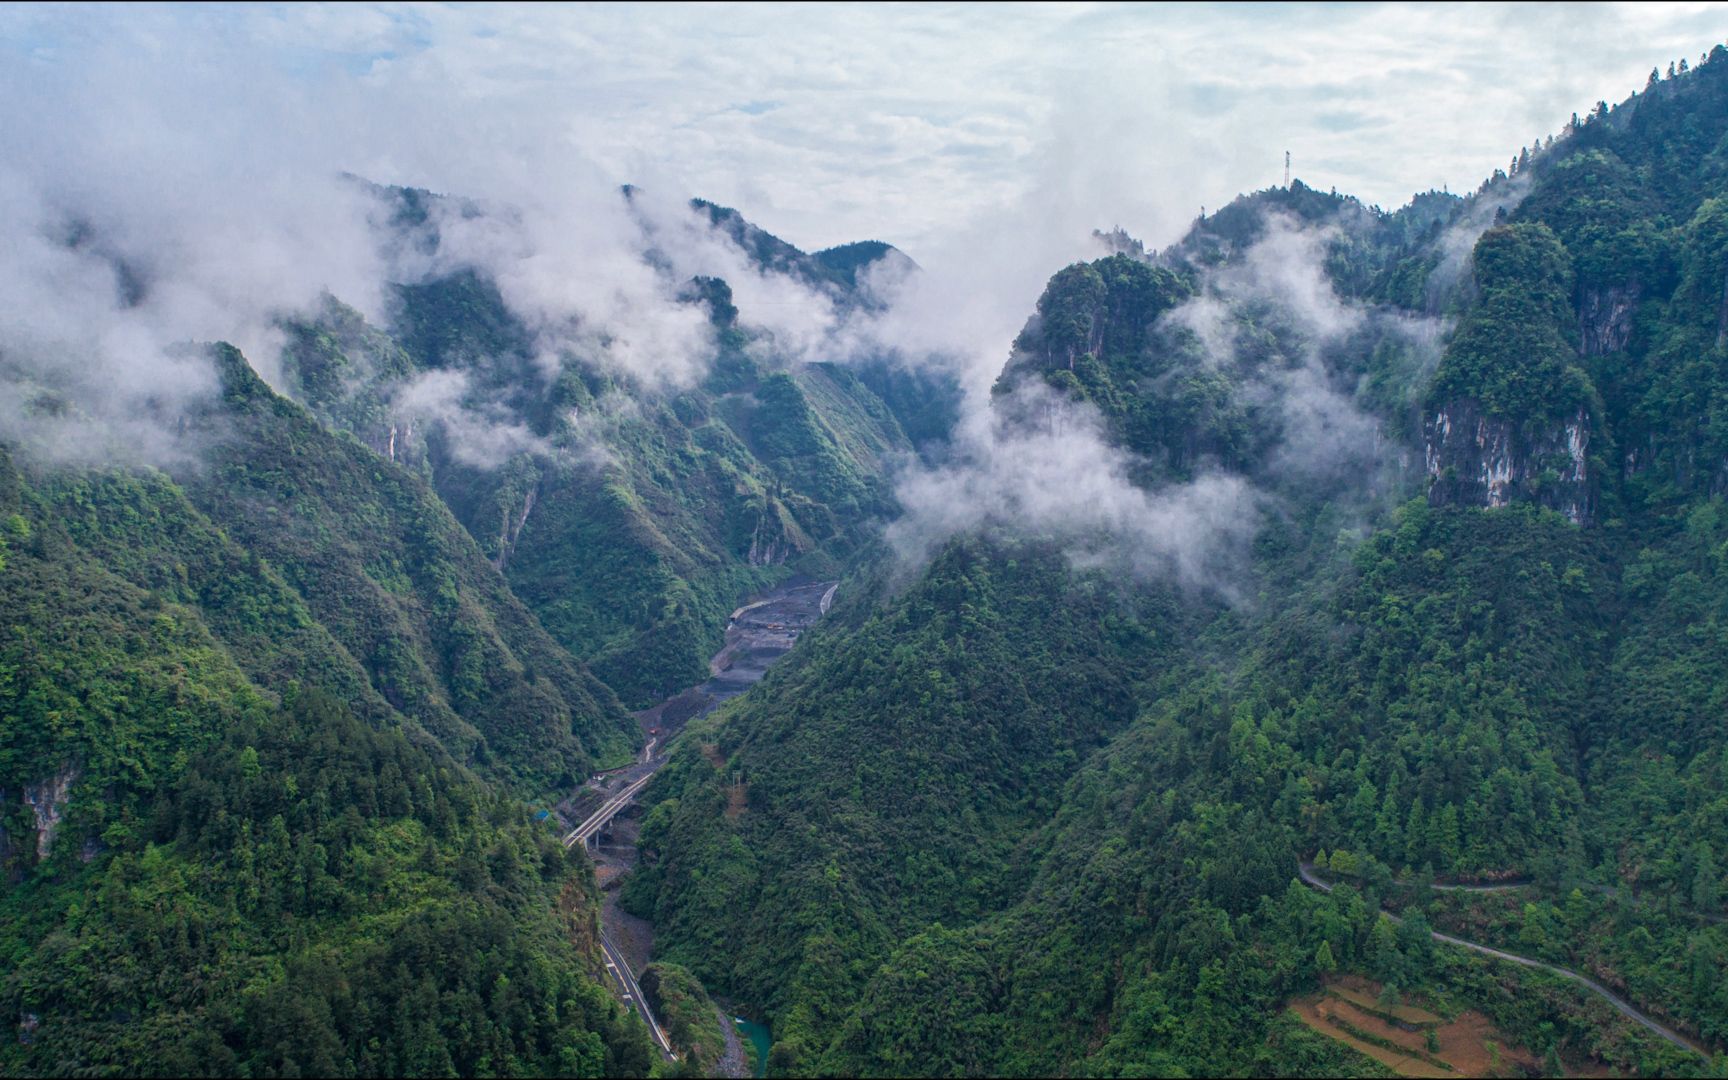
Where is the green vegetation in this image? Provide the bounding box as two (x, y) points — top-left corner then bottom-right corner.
(1427, 223), (1594, 423)
(15, 40), (1728, 1080)
(1, 690), (653, 1077)
(642, 962), (729, 1075)
(627, 51), (1728, 1080)
(622, 541), (1196, 1068)
(1415, 882), (1728, 1046)
(283, 207), (930, 705)
(493, 357), (907, 706)
(0, 348), (651, 1072)
(1, 188), (947, 1073)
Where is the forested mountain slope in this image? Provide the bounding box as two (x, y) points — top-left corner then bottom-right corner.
(0, 185), (957, 1073)
(620, 542), (1209, 1060)
(8, 30), (1728, 1080)
(284, 189), (954, 705)
(0, 346), (656, 1073)
(629, 49), (1728, 1078)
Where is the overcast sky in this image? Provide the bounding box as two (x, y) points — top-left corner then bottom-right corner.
(5, 2), (1727, 258)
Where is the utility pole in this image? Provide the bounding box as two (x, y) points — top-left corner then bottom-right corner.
(1284, 150), (1291, 188)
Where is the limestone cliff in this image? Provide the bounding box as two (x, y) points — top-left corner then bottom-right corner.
(1424, 401), (1593, 524)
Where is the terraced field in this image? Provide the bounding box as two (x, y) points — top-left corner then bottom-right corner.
(1289, 978), (1543, 1078)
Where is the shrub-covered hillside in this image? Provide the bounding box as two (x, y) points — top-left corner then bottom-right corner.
(627, 52), (1728, 1078)
(0, 346), (656, 1073)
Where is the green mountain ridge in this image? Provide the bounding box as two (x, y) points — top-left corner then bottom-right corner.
(8, 41), (1728, 1080)
(626, 49), (1728, 1078)
(0, 342), (656, 1074)
(1, 188), (949, 1074)
(281, 189), (949, 705)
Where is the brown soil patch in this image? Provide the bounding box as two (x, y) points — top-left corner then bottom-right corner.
(1431, 1010), (1539, 1078)
(723, 780), (748, 821)
(1291, 978), (1554, 1078)
(701, 742), (726, 769)
(556, 879), (599, 956)
(602, 889), (655, 975)
(1289, 999), (1450, 1078)
(1329, 982), (1443, 1027)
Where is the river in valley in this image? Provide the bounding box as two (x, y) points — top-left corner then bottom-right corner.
(556, 577), (835, 1072)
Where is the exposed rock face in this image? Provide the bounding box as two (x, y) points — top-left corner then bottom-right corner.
(747, 529), (791, 567)
(1579, 284), (1640, 356)
(1424, 401), (1593, 524)
(23, 767), (77, 860)
(378, 418), (432, 474)
(493, 486), (538, 572)
(746, 502), (810, 567)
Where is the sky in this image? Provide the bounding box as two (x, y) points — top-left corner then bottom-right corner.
(4, 2), (1726, 257)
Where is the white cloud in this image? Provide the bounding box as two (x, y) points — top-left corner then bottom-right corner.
(884, 382), (1264, 597)
(391, 369), (551, 470)
(879, 207), (1453, 592)
(0, 1), (1717, 480)
(9, 3), (1719, 255)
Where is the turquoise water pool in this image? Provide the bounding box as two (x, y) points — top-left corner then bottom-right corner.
(732, 1017), (771, 1077)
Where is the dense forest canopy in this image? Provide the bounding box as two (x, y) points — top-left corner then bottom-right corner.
(629, 48), (1728, 1078)
(6, 31), (1728, 1080)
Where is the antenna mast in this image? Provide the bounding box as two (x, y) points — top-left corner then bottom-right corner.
(1284, 150), (1291, 188)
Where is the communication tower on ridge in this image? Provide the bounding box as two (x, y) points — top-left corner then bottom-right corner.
(1284, 150), (1291, 188)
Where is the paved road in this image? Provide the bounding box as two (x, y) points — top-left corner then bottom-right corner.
(564, 769), (657, 850)
(559, 732), (670, 1058)
(1428, 881), (1527, 893)
(1296, 862), (1709, 1061)
(600, 928), (676, 1060)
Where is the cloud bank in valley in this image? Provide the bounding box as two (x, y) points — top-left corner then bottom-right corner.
(0, 34), (857, 468)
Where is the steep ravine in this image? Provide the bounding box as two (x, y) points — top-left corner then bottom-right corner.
(558, 578), (837, 1072)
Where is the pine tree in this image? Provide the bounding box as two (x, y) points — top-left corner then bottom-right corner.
(1692, 841), (1720, 913)
(1405, 800), (1427, 869)
(1315, 939), (1337, 974)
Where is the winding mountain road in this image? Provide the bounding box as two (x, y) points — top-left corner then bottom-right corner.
(1428, 880), (1527, 893)
(1296, 862), (1709, 1061)
(568, 766), (676, 1062)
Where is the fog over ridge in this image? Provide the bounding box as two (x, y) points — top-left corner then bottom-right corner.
(0, 2), (1713, 589)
